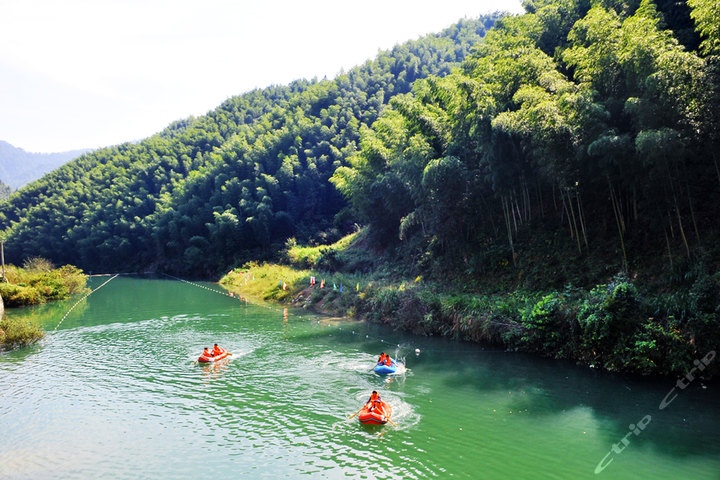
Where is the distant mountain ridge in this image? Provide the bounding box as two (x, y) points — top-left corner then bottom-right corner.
(0, 140), (89, 189)
(0, 178), (11, 200)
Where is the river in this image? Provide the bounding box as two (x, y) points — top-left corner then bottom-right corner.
(1, 276), (718, 479)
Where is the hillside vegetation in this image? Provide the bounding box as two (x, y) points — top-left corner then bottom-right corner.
(324, 0), (719, 374)
(0, 17), (498, 277)
(230, 0), (719, 376)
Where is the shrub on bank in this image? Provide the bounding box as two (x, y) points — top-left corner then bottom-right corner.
(0, 316), (44, 347)
(578, 277), (643, 370)
(0, 264), (87, 308)
(0, 283), (42, 307)
(0, 261), (87, 348)
(624, 321), (695, 376)
(519, 292), (580, 358)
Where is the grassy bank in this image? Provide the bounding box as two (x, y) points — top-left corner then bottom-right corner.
(0, 258), (88, 349)
(220, 232), (719, 379)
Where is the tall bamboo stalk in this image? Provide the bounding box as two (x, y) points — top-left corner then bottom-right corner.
(566, 188), (582, 254)
(502, 196), (516, 266)
(560, 189), (574, 240)
(675, 202), (691, 259)
(575, 186), (589, 249)
(608, 179), (628, 271)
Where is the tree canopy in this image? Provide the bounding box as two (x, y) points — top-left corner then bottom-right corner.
(333, 0), (719, 286)
(0, 16), (498, 276)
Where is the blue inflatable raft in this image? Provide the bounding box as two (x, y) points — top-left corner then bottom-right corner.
(373, 358), (397, 375)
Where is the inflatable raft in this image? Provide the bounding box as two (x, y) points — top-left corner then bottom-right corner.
(373, 358), (397, 375)
(197, 349), (229, 363)
(358, 400), (392, 425)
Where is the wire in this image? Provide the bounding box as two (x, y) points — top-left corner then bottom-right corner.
(161, 273), (241, 299)
(51, 274), (119, 333)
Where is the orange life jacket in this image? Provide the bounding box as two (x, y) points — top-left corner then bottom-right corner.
(213, 346), (223, 356)
(384, 356), (392, 366)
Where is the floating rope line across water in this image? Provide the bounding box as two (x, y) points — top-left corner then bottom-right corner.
(51, 274), (119, 333)
(2, 274), (120, 400)
(161, 273), (239, 299)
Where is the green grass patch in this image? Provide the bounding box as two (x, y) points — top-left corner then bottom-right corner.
(220, 262), (311, 302)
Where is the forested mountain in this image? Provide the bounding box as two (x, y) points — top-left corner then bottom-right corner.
(0, 141), (88, 190)
(333, 0), (719, 288)
(321, 0), (720, 373)
(0, 16), (498, 275)
(2, 0), (719, 293)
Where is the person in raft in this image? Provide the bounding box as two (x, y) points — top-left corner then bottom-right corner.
(212, 344), (224, 356)
(365, 391), (385, 413)
(377, 353), (388, 365)
(202, 347), (214, 358)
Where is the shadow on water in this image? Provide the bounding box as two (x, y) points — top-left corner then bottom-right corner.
(327, 321), (720, 460)
(359, 422), (390, 436)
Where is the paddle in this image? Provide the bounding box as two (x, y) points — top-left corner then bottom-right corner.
(349, 404), (368, 419)
(375, 403), (396, 427)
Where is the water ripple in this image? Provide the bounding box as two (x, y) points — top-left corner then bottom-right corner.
(2, 278), (719, 479)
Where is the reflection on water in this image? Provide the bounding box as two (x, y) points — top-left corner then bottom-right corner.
(0, 277), (718, 480)
(4, 295), (89, 331)
(200, 357), (233, 382)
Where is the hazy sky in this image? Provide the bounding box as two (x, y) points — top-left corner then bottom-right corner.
(0, 0), (523, 153)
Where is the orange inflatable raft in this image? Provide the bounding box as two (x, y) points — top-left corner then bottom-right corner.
(197, 348), (229, 363)
(358, 400), (392, 425)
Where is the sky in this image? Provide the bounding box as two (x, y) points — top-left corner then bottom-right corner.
(0, 0), (523, 153)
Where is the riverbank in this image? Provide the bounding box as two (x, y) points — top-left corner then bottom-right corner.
(220, 233), (719, 379)
(0, 260), (87, 348)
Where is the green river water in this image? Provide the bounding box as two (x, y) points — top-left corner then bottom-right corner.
(1, 276), (718, 479)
